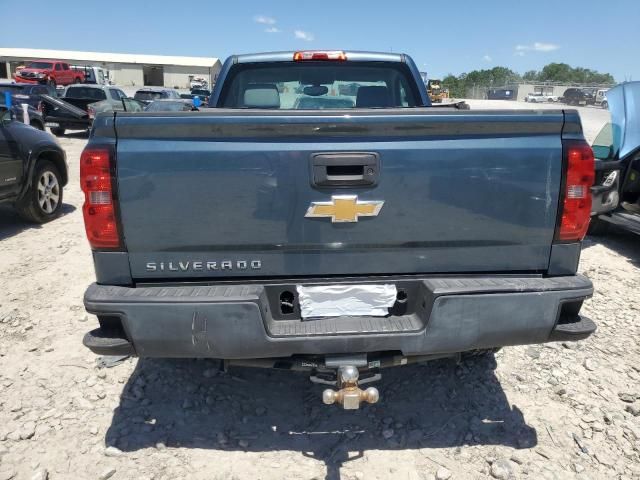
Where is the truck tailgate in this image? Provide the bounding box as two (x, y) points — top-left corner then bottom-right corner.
(112, 109), (564, 279)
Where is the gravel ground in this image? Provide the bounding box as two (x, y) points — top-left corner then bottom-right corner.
(1, 101), (639, 480)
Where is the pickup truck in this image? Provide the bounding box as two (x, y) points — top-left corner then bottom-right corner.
(15, 60), (84, 87)
(80, 50), (596, 410)
(41, 84), (130, 136)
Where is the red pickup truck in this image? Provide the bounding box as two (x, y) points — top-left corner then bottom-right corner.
(15, 60), (84, 87)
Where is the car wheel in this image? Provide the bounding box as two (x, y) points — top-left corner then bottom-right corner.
(50, 127), (65, 136)
(588, 217), (610, 236)
(74, 77), (81, 84)
(602, 101), (608, 109)
(30, 120), (44, 131)
(16, 160), (64, 223)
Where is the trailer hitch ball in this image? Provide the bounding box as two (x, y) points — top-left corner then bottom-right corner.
(322, 365), (380, 410)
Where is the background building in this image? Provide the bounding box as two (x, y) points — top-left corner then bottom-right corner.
(0, 48), (221, 88)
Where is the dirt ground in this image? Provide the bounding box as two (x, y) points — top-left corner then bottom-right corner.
(1, 101), (639, 480)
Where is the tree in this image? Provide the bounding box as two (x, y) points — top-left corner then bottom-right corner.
(442, 63), (615, 99)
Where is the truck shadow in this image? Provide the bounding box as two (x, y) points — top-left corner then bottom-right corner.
(106, 355), (536, 480)
(584, 228), (640, 266)
(0, 203), (75, 241)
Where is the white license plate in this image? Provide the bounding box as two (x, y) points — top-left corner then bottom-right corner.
(579, 101), (586, 105)
(296, 284), (398, 318)
(45, 122), (59, 127)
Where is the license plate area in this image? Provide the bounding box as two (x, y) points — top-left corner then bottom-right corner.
(264, 280), (425, 321)
(297, 284), (397, 319)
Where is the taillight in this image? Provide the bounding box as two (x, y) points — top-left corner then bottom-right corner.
(557, 140), (595, 241)
(293, 50), (347, 61)
(80, 147), (121, 249)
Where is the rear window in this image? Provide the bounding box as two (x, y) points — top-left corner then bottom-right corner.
(65, 87), (107, 100)
(219, 62), (421, 109)
(26, 62), (53, 69)
(134, 91), (166, 101)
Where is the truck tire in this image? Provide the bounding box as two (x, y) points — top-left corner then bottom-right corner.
(74, 77), (81, 84)
(601, 101), (608, 110)
(588, 217), (610, 236)
(462, 348), (501, 360)
(16, 160), (64, 224)
(50, 127), (65, 137)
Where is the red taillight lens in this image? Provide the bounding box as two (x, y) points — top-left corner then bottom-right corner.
(557, 140), (595, 241)
(80, 147), (121, 249)
(293, 50), (347, 61)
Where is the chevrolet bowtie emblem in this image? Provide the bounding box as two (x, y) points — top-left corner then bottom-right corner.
(305, 195), (384, 223)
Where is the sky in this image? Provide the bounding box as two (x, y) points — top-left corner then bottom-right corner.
(1, 0), (638, 81)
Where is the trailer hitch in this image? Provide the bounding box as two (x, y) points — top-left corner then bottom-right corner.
(321, 365), (379, 410)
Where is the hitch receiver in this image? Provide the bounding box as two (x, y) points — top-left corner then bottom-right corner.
(322, 366), (379, 410)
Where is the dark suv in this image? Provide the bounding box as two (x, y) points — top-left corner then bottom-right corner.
(0, 83), (57, 110)
(133, 87), (181, 106)
(562, 88), (593, 106)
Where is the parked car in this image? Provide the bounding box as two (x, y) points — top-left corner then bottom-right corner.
(0, 82), (57, 110)
(0, 105), (68, 222)
(41, 84), (130, 136)
(144, 99), (197, 112)
(71, 65), (108, 85)
(133, 87), (181, 106)
(486, 88), (514, 100)
(14, 60), (84, 87)
(80, 50), (596, 410)
(190, 77), (208, 89)
(562, 88), (591, 106)
(594, 89), (609, 109)
(590, 82), (640, 235)
(525, 92), (559, 103)
(190, 88), (211, 104)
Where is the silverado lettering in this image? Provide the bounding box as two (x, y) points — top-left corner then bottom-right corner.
(145, 260), (262, 272)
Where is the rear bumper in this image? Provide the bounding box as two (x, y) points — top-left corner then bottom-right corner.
(14, 77), (43, 84)
(83, 275), (594, 359)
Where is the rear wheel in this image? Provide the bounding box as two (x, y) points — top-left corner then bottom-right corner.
(588, 217), (610, 236)
(602, 100), (608, 109)
(50, 127), (65, 136)
(462, 348), (501, 359)
(74, 77), (81, 84)
(16, 160), (64, 223)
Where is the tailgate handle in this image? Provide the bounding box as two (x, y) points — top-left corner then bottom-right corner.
(311, 153), (379, 188)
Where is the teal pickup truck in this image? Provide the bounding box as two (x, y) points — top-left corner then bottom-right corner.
(79, 51), (596, 409)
